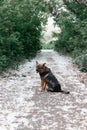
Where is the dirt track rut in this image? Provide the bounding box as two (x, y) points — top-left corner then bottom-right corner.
(0, 50), (87, 130)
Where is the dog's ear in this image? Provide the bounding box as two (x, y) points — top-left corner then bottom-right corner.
(36, 61), (38, 65)
(43, 63), (46, 66)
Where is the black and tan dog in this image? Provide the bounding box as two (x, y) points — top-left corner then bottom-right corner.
(36, 61), (69, 94)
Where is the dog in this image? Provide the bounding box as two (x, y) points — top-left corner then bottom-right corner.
(36, 61), (69, 94)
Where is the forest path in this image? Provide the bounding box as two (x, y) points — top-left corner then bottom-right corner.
(0, 50), (87, 130)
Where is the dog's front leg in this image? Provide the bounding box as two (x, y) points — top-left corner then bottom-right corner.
(39, 80), (46, 92)
(43, 81), (46, 90)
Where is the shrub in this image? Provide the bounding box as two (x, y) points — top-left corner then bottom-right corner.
(0, 0), (46, 71)
(53, 1), (87, 71)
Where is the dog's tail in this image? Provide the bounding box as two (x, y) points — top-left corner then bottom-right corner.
(60, 90), (70, 94)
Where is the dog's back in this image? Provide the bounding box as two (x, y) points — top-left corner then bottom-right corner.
(43, 72), (61, 92)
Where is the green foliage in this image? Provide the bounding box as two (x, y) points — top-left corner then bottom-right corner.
(0, 55), (9, 70)
(42, 43), (55, 49)
(0, 0), (47, 70)
(74, 54), (87, 72)
(53, 1), (87, 71)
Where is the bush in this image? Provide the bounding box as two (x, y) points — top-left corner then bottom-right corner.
(0, 0), (46, 71)
(53, 1), (87, 71)
(0, 55), (9, 70)
(74, 54), (87, 72)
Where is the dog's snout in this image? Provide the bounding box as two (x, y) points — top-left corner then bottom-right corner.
(36, 68), (38, 72)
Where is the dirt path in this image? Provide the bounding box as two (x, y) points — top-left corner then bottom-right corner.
(0, 50), (87, 130)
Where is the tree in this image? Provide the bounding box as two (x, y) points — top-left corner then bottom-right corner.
(48, 0), (87, 71)
(0, 0), (48, 70)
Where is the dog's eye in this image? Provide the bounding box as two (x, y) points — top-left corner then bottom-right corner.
(36, 67), (40, 70)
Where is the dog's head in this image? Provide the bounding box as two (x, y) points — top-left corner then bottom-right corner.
(36, 61), (50, 74)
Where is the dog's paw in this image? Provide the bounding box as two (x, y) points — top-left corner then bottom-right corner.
(38, 87), (43, 92)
